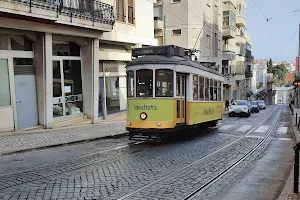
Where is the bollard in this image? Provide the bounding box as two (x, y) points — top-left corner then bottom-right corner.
(296, 113), (298, 126)
(298, 118), (300, 130)
(294, 144), (300, 193)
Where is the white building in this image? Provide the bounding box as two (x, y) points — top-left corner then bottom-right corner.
(274, 86), (294, 104)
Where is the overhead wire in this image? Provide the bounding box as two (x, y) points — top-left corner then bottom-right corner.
(274, 28), (299, 59)
(250, 0), (276, 58)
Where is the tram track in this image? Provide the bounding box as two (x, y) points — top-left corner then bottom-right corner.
(116, 107), (280, 200)
(184, 107), (282, 200)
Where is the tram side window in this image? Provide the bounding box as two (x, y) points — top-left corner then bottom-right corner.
(155, 69), (173, 97)
(205, 78), (209, 100)
(218, 81), (222, 101)
(193, 75), (198, 100)
(210, 79), (214, 101)
(136, 69), (153, 97)
(127, 71), (134, 97)
(199, 76), (204, 100)
(214, 80), (218, 100)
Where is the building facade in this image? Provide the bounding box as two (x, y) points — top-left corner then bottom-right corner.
(274, 86), (294, 104)
(222, 0), (254, 103)
(154, 0), (223, 71)
(99, 0), (157, 117)
(0, 0), (157, 132)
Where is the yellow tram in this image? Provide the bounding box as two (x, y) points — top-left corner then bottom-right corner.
(126, 45), (224, 141)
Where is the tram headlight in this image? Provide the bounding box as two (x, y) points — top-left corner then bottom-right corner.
(140, 112), (147, 120)
(157, 123), (161, 126)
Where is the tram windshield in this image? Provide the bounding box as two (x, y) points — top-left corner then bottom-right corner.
(136, 69), (153, 97)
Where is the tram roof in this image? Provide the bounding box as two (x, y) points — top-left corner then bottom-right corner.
(127, 55), (223, 77)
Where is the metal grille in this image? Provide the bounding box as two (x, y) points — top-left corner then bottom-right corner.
(102, 61), (127, 73)
(14, 65), (35, 75)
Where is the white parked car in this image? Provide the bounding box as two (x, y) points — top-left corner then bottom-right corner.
(229, 100), (251, 117)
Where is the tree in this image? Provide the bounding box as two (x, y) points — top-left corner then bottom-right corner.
(270, 64), (288, 85)
(267, 58), (273, 73)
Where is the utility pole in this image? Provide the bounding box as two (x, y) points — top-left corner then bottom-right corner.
(163, 15), (166, 45)
(297, 23), (300, 107)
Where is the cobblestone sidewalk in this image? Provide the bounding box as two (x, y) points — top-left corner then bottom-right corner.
(0, 120), (127, 155)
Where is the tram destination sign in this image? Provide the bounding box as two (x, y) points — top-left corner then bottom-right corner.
(132, 45), (184, 57)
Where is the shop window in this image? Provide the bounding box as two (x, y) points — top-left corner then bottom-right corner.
(116, 0), (125, 22)
(0, 59), (11, 107)
(205, 78), (209, 100)
(199, 76), (204, 100)
(0, 34), (8, 50)
(127, 71), (134, 97)
(53, 61), (62, 98)
(136, 69), (153, 97)
(105, 76), (121, 114)
(155, 69), (173, 97)
(52, 41), (80, 56)
(10, 35), (33, 51)
(128, 0), (135, 24)
(193, 75), (198, 100)
(214, 80), (218, 100)
(210, 79), (214, 101)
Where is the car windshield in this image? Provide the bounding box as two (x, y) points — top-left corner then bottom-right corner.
(250, 101), (257, 105)
(233, 101), (247, 105)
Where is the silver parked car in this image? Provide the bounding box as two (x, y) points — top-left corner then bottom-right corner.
(229, 100), (251, 117)
(257, 100), (266, 110)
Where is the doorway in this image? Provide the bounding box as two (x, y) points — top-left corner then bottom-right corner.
(176, 73), (186, 124)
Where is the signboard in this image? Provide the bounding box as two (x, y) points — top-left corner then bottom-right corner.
(132, 45), (185, 58)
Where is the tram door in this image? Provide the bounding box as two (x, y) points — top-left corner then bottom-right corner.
(176, 73), (186, 124)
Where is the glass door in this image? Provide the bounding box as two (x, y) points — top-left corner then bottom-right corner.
(52, 60), (83, 118)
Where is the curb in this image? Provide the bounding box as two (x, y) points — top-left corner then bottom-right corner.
(1, 132), (129, 156)
(277, 115), (299, 200)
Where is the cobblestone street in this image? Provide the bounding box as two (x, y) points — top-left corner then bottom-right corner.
(0, 105), (294, 200)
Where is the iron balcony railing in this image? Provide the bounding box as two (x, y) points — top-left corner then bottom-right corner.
(2, 0), (115, 25)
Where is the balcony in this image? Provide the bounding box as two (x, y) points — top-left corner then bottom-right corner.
(222, 49), (236, 61)
(222, 26), (236, 39)
(236, 15), (246, 27)
(246, 49), (254, 61)
(154, 17), (163, 31)
(0, 0), (115, 31)
(223, 2), (236, 14)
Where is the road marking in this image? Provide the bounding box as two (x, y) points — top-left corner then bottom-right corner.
(218, 124), (235, 130)
(278, 138), (291, 141)
(218, 133), (240, 138)
(277, 127), (288, 134)
(254, 126), (269, 133)
(244, 135), (265, 139)
(236, 125), (252, 132)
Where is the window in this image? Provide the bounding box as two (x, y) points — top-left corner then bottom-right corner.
(199, 76), (204, 100)
(52, 41), (80, 56)
(10, 35), (33, 51)
(205, 78), (209, 100)
(214, 80), (217, 100)
(136, 69), (153, 97)
(155, 69), (173, 97)
(223, 10), (236, 30)
(128, 0), (135, 24)
(210, 79), (214, 100)
(172, 0), (181, 3)
(0, 34), (8, 50)
(193, 75), (198, 100)
(116, 0), (125, 22)
(218, 82), (222, 101)
(206, 35), (211, 49)
(127, 71), (134, 97)
(172, 29), (181, 35)
(0, 59), (11, 107)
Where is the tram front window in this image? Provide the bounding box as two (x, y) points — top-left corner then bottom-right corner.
(136, 69), (153, 97)
(155, 69), (173, 97)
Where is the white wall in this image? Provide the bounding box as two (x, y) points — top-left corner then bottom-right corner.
(101, 0), (157, 46)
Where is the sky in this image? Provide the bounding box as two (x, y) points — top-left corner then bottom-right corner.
(246, 0), (300, 62)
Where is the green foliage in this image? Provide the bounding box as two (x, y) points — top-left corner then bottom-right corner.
(267, 59), (273, 73)
(257, 82), (263, 89)
(270, 64), (288, 85)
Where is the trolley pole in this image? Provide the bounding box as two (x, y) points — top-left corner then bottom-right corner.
(163, 15), (166, 45)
